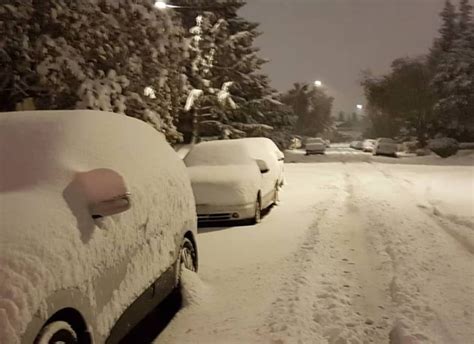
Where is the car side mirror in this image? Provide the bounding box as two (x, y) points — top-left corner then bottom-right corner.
(256, 159), (270, 174)
(74, 168), (132, 219)
(90, 192), (131, 219)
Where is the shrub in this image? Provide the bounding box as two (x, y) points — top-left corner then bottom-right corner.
(429, 138), (459, 158)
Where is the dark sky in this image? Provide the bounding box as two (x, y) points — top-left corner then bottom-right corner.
(240, 0), (446, 114)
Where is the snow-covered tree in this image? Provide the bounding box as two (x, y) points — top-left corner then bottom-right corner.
(429, 0), (459, 67)
(0, 0), (187, 142)
(181, 12), (242, 142)
(431, 0), (474, 138)
(175, 0), (279, 141)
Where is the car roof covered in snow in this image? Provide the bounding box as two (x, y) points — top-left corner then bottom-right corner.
(184, 140), (254, 167)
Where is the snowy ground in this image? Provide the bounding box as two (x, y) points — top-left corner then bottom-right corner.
(155, 147), (474, 344)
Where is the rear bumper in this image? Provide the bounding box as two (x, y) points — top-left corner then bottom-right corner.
(196, 202), (255, 222)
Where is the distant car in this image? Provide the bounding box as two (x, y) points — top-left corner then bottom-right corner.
(373, 138), (398, 156)
(362, 139), (376, 152)
(184, 140), (279, 224)
(239, 137), (285, 188)
(305, 138), (327, 155)
(350, 141), (363, 150)
(0, 110), (198, 344)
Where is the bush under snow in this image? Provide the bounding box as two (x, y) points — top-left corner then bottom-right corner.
(429, 137), (459, 158)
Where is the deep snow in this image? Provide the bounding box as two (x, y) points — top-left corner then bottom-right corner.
(0, 110), (196, 343)
(155, 153), (474, 344)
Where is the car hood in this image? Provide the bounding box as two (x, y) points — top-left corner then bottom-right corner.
(188, 165), (261, 206)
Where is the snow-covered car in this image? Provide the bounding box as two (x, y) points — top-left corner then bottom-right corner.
(350, 141), (363, 150)
(0, 110), (198, 344)
(238, 137), (285, 187)
(305, 138), (327, 155)
(373, 138), (398, 156)
(362, 139), (376, 152)
(184, 140), (279, 224)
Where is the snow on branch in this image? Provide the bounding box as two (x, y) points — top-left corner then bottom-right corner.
(185, 89), (204, 111)
(218, 81), (237, 109)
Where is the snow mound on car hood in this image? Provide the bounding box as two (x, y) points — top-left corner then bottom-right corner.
(188, 165), (261, 205)
(0, 110), (196, 343)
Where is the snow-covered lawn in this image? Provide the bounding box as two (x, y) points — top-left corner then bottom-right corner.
(154, 155), (473, 344)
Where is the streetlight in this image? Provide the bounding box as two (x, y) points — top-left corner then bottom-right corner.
(356, 104), (363, 110)
(314, 80), (323, 88)
(154, 1), (179, 9)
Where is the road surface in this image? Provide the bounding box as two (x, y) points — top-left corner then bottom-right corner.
(155, 147), (474, 344)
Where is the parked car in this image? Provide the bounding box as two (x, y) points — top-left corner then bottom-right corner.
(373, 138), (398, 156)
(305, 138), (327, 155)
(362, 139), (376, 152)
(184, 140), (279, 224)
(350, 141), (363, 150)
(0, 110), (198, 344)
(239, 137), (285, 188)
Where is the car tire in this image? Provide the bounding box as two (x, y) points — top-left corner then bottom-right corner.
(273, 184), (280, 205)
(179, 238), (197, 274)
(35, 321), (78, 344)
(252, 197), (262, 224)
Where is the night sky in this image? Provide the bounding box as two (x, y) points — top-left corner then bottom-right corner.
(240, 0), (446, 115)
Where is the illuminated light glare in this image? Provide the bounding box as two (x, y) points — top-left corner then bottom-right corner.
(314, 80), (322, 87)
(154, 1), (168, 9)
(356, 104), (363, 110)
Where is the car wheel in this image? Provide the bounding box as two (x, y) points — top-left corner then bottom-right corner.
(273, 184), (280, 205)
(252, 197), (262, 224)
(35, 321), (78, 344)
(180, 238), (197, 273)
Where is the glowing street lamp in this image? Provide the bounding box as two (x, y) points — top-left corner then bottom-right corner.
(356, 104), (363, 110)
(154, 1), (179, 9)
(314, 80), (323, 87)
(154, 1), (168, 9)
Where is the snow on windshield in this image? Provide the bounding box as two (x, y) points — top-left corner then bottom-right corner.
(184, 141), (253, 167)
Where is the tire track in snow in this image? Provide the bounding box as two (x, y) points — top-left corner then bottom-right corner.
(356, 163), (473, 343)
(263, 164), (392, 344)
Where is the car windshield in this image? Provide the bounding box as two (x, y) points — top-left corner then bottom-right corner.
(184, 142), (252, 167)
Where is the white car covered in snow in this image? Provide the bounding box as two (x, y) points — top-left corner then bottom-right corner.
(305, 138), (327, 155)
(239, 137), (285, 187)
(0, 111), (198, 344)
(373, 138), (398, 157)
(362, 139), (376, 152)
(184, 140), (279, 224)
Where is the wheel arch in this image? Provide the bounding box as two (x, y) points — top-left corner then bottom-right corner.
(184, 230), (199, 272)
(35, 308), (92, 344)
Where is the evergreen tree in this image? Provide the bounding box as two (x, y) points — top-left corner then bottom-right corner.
(282, 83), (334, 137)
(0, 0), (187, 142)
(431, 0), (474, 137)
(175, 0), (278, 141)
(429, 0), (458, 67)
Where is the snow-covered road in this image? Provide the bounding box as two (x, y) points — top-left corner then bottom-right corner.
(155, 153), (474, 344)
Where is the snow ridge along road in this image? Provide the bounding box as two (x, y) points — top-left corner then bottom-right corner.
(155, 158), (474, 344)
